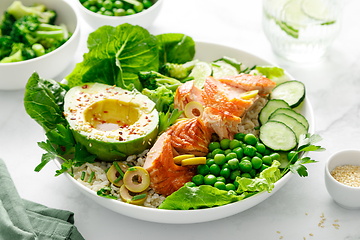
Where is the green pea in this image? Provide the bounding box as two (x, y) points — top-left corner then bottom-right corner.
(241, 156), (251, 162)
(113, 0), (124, 8)
(251, 156), (262, 169)
(262, 155), (273, 165)
(206, 158), (215, 167)
(225, 152), (237, 161)
(80, 0), (87, 4)
(255, 152), (263, 159)
(89, 5), (98, 12)
(214, 181), (226, 190)
(264, 148), (272, 155)
(255, 142), (266, 153)
(222, 163), (230, 170)
(232, 147), (244, 159)
(133, 2), (144, 12)
(239, 159), (252, 173)
(249, 168), (256, 178)
(220, 167), (231, 179)
(103, 0), (113, 9)
(208, 142), (220, 152)
(234, 132), (245, 141)
(244, 133), (258, 145)
(220, 138), (231, 150)
(214, 154), (226, 166)
(185, 182), (196, 187)
(197, 164), (210, 175)
(225, 183), (236, 191)
(209, 164), (221, 176)
(259, 164), (269, 172)
(143, 0), (152, 8)
(204, 174), (217, 186)
(228, 158), (240, 170)
(230, 170), (241, 181)
(96, 0), (104, 7)
(216, 176), (226, 183)
(192, 174), (204, 186)
(287, 151), (299, 163)
(241, 173), (252, 178)
(211, 148), (224, 158)
(103, 10), (113, 15)
(229, 139), (241, 149)
(270, 152), (280, 161)
(206, 152), (212, 159)
(83, 1), (92, 9)
(244, 145), (257, 157)
(88, 0), (98, 5)
(224, 149), (232, 155)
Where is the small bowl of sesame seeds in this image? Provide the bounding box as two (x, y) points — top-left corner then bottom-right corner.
(325, 149), (360, 209)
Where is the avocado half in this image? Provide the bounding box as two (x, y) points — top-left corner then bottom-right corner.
(63, 83), (159, 161)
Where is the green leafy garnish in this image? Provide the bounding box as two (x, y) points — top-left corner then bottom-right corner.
(97, 187), (117, 199)
(132, 193), (147, 201)
(282, 133), (325, 177)
(158, 108), (183, 134)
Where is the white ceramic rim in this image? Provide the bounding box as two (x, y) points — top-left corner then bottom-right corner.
(325, 149), (360, 191)
(0, 0), (80, 67)
(54, 40), (315, 224)
(75, 0), (163, 20)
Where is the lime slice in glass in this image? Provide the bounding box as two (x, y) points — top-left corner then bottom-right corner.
(301, 0), (333, 21)
(189, 62), (212, 89)
(282, 0), (312, 27)
(211, 60), (238, 78)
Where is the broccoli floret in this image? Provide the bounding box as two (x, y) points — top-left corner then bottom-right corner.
(0, 42), (36, 63)
(142, 86), (175, 113)
(10, 14), (40, 45)
(6, 1), (56, 24)
(159, 59), (199, 80)
(0, 12), (16, 36)
(138, 71), (183, 92)
(0, 36), (14, 59)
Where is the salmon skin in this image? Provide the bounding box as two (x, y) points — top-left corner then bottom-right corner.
(143, 117), (212, 196)
(174, 74), (276, 140)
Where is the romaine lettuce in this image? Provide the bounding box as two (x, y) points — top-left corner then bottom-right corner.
(256, 66), (289, 84)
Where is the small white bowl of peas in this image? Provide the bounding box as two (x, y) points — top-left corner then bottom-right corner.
(76, 0), (163, 29)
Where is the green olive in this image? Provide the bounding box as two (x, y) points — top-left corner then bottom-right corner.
(107, 162), (128, 187)
(123, 166), (150, 192)
(119, 185), (148, 205)
(184, 101), (204, 118)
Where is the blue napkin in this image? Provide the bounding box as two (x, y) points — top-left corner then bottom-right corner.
(0, 158), (85, 240)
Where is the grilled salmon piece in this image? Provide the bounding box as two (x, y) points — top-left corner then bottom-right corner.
(143, 132), (196, 196)
(218, 74), (276, 97)
(201, 107), (242, 140)
(174, 80), (203, 116)
(202, 76), (259, 118)
(168, 118), (212, 157)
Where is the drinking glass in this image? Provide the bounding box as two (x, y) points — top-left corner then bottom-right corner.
(262, 0), (343, 62)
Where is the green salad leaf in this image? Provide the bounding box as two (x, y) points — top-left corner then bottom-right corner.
(24, 72), (67, 132)
(156, 33), (195, 67)
(66, 23), (160, 91)
(158, 185), (245, 210)
(256, 66), (290, 85)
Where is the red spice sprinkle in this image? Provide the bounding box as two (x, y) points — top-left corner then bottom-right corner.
(147, 119), (151, 122)
(70, 117), (76, 120)
(82, 85), (89, 89)
(103, 111), (108, 113)
(119, 132), (123, 135)
(76, 98), (81, 101)
(79, 92), (84, 94)
(118, 136), (124, 141)
(145, 116), (148, 119)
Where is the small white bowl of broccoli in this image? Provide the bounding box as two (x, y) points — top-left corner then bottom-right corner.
(0, 0), (80, 90)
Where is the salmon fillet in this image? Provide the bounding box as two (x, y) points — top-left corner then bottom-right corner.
(174, 80), (203, 117)
(168, 118), (212, 157)
(143, 132), (196, 196)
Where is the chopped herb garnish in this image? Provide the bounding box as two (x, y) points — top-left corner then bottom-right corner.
(127, 167), (137, 171)
(132, 193), (147, 201)
(81, 171), (86, 181)
(114, 175), (123, 184)
(88, 171), (95, 183)
(113, 162), (124, 178)
(97, 186), (117, 199)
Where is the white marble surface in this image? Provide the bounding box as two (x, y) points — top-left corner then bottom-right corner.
(1, 0), (360, 239)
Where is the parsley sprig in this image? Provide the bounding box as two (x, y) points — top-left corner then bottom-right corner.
(158, 108), (183, 134)
(282, 133), (325, 177)
(35, 124), (97, 176)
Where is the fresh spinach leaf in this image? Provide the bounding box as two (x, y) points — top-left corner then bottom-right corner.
(156, 33), (195, 66)
(66, 24), (159, 91)
(24, 72), (67, 132)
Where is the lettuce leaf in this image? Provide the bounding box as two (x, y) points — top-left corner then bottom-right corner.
(156, 33), (195, 67)
(66, 24), (159, 91)
(158, 185), (245, 210)
(24, 72), (67, 132)
(235, 160), (281, 194)
(256, 66), (289, 84)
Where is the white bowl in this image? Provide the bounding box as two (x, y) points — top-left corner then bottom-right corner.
(75, 0), (163, 29)
(325, 149), (360, 209)
(0, 0), (80, 90)
(55, 41), (315, 224)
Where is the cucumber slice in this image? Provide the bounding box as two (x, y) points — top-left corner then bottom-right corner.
(259, 99), (290, 125)
(211, 60), (239, 78)
(270, 80), (306, 108)
(259, 121), (297, 151)
(270, 108), (309, 130)
(269, 113), (308, 142)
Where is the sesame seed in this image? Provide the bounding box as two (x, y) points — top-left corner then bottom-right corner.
(331, 165), (360, 187)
